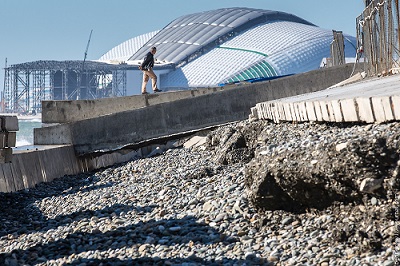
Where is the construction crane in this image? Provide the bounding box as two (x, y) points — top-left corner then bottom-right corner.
(75, 30), (93, 100)
(82, 30), (93, 72)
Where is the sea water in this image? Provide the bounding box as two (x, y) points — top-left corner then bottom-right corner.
(16, 119), (42, 147)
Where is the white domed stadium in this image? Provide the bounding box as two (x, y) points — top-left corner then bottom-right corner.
(99, 7), (357, 94)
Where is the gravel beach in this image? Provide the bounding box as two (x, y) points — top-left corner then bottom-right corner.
(0, 120), (399, 266)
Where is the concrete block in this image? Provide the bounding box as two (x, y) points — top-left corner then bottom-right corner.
(37, 151), (51, 182)
(298, 102), (306, 121)
(275, 102), (282, 120)
(266, 104), (272, 120)
(268, 103), (275, 121)
(292, 102), (301, 122)
(262, 103), (269, 120)
(256, 104), (263, 120)
(256, 106), (262, 120)
(273, 103), (281, 123)
(0, 132), (17, 148)
(257, 104), (265, 120)
(380, 97), (395, 121)
(288, 102), (295, 121)
(274, 102), (282, 123)
(282, 102), (292, 121)
(298, 102), (308, 121)
(0, 167), (8, 192)
(278, 103), (286, 122)
(0, 148), (13, 163)
(7, 132), (16, 147)
(305, 101), (316, 121)
(0, 116), (19, 132)
(340, 98), (358, 122)
(288, 103), (297, 121)
(0, 133), (6, 148)
(327, 101), (336, 122)
(320, 101), (331, 121)
(391, 95), (400, 120)
(18, 152), (41, 188)
(313, 101), (324, 121)
(331, 100), (343, 122)
(294, 103), (301, 121)
(0, 163), (16, 192)
(371, 96), (394, 123)
(183, 136), (207, 149)
(265, 103), (272, 120)
(13, 154), (29, 188)
(7, 162), (24, 191)
(356, 97), (375, 123)
(250, 107), (258, 120)
(292, 103), (300, 121)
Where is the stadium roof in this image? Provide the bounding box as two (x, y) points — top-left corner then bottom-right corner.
(99, 7), (357, 89)
(100, 8), (316, 66)
(127, 7), (316, 66)
(99, 31), (159, 62)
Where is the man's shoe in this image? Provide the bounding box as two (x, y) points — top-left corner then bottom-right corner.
(142, 92), (148, 95)
(153, 89), (162, 93)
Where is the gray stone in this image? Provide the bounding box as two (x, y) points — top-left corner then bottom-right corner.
(360, 178), (383, 193)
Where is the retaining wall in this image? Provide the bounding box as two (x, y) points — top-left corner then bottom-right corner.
(41, 87), (226, 124)
(251, 89), (400, 124)
(0, 145), (140, 193)
(41, 64), (359, 124)
(250, 72), (400, 124)
(35, 64), (358, 155)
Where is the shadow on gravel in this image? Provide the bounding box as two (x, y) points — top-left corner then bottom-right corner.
(0, 216), (239, 265)
(9, 203), (153, 236)
(64, 256), (264, 266)
(0, 174), (122, 238)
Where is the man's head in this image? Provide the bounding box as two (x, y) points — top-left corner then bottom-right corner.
(151, 47), (157, 54)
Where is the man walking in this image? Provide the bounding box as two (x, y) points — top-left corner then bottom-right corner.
(139, 47), (162, 94)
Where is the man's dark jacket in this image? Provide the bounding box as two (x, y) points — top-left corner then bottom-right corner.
(140, 52), (154, 70)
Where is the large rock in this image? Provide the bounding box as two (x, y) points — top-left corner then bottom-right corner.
(207, 121), (400, 211)
(206, 122), (264, 165)
(246, 135), (397, 210)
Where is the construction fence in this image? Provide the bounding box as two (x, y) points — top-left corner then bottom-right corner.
(357, 0), (400, 76)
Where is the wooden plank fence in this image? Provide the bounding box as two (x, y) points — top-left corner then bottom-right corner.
(357, 0), (400, 76)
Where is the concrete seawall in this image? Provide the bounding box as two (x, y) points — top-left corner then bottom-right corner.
(41, 64), (358, 124)
(2, 64), (358, 193)
(251, 73), (400, 124)
(35, 64), (357, 155)
(0, 145), (142, 193)
(41, 87), (227, 124)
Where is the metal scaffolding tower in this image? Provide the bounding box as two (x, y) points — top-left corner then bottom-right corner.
(2, 60), (128, 114)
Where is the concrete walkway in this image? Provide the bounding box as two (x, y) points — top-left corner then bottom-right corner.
(251, 73), (400, 123)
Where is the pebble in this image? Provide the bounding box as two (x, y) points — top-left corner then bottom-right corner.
(0, 120), (398, 265)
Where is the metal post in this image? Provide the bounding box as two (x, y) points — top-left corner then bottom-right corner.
(2, 59), (7, 112)
(396, 0), (400, 54)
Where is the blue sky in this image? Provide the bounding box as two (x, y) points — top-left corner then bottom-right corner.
(0, 0), (365, 91)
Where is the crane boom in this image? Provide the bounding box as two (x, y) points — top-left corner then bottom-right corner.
(75, 30), (93, 100)
(82, 29), (93, 70)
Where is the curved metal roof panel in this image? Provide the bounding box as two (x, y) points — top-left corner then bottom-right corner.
(99, 31), (158, 62)
(162, 48), (265, 88)
(161, 21), (357, 88)
(99, 7), (357, 90)
(128, 7), (315, 64)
